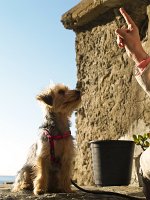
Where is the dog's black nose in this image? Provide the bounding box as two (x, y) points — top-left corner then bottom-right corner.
(75, 90), (81, 97)
(76, 81), (82, 90)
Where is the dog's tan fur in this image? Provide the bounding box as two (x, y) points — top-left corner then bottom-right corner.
(12, 84), (81, 195)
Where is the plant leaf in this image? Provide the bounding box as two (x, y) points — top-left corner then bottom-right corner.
(144, 141), (150, 147)
(138, 135), (144, 141)
(147, 133), (150, 139)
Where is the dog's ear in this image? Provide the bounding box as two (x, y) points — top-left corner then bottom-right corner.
(36, 94), (53, 106)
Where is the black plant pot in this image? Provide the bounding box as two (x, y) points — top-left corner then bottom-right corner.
(90, 140), (135, 186)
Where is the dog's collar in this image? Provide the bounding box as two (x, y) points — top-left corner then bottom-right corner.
(42, 129), (71, 164)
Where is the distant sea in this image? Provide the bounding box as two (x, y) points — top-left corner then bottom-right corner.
(0, 176), (15, 184)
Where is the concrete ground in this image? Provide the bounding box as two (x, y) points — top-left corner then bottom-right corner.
(0, 184), (146, 200)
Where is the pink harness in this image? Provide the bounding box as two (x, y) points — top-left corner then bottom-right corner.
(43, 129), (71, 163)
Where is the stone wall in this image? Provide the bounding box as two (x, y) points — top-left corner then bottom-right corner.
(62, 0), (150, 186)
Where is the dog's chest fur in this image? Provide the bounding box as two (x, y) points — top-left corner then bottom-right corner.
(25, 111), (72, 168)
(40, 111), (70, 135)
(37, 112), (73, 169)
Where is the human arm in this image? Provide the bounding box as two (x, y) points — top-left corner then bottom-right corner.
(115, 8), (150, 95)
(115, 8), (149, 65)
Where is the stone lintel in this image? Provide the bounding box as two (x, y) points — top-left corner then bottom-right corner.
(61, 0), (124, 30)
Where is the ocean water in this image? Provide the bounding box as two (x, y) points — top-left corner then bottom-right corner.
(0, 176), (15, 184)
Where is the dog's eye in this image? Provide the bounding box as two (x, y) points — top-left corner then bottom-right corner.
(58, 89), (65, 95)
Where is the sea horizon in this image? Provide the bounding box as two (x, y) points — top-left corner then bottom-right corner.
(0, 175), (15, 184)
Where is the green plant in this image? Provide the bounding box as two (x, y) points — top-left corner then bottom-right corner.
(133, 133), (150, 151)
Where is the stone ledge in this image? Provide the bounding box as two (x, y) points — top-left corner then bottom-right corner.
(61, 0), (125, 30)
(0, 184), (145, 200)
(61, 0), (149, 31)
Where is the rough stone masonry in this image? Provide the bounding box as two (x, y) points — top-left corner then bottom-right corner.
(62, 0), (150, 186)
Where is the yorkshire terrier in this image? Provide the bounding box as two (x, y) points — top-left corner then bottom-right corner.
(12, 83), (81, 195)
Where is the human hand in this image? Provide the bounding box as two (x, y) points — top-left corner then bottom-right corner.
(115, 8), (148, 65)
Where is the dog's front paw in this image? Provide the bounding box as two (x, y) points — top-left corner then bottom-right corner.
(34, 187), (45, 195)
(33, 178), (46, 195)
(34, 181), (45, 195)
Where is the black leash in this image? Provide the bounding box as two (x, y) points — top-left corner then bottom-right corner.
(71, 180), (145, 200)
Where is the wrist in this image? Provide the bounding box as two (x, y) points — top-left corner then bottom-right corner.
(132, 49), (149, 65)
(136, 56), (150, 70)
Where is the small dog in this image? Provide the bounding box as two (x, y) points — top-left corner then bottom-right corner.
(12, 83), (81, 195)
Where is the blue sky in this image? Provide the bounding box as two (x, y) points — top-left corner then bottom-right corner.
(0, 0), (80, 175)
